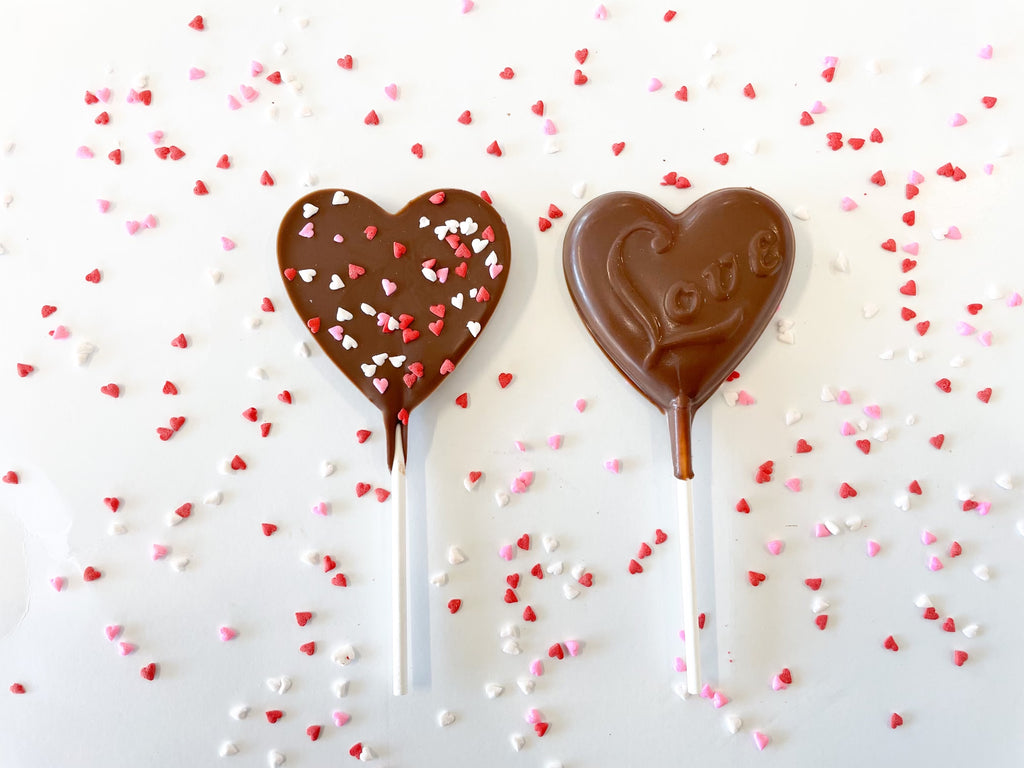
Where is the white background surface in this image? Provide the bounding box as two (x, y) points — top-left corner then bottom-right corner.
(0, 1), (1022, 766)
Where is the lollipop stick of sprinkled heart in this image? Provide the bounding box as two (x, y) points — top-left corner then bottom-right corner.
(677, 475), (701, 694)
(391, 425), (409, 695)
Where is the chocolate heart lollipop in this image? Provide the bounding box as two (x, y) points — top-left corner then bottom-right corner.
(277, 188), (510, 467)
(278, 188), (510, 695)
(563, 187), (794, 479)
(563, 187), (795, 695)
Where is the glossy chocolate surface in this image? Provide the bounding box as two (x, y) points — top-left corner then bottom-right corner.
(278, 189), (510, 468)
(563, 188), (795, 478)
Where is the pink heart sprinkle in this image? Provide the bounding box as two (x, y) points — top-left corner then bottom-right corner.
(227, 95), (241, 110)
(328, 325), (344, 341)
(908, 170), (925, 184)
(810, 100), (826, 114)
(823, 56), (838, 67)
(96, 88), (111, 103)
(840, 421), (855, 436)
(219, 627), (237, 641)
(518, 471), (534, 486)
(753, 731), (769, 751)
(372, 378), (388, 394)
(837, 389), (852, 404)
(125, 220), (141, 235)
(978, 330), (993, 347)
(547, 434), (562, 450)
(147, 130), (164, 144)
(928, 556), (943, 571)
(50, 576), (64, 591)
(299, 222), (315, 238)
(436, 267), (449, 283)
(700, 684), (713, 699)
(979, 44), (993, 59)
(510, 478), (527, 494)
(118, 642), (136, 656)
(863, 405), (881, 419)
(105, 625), (122, 641)
(976, 501), (991, 516)
(332, 711), (351, 727)
(384, 83), (398, 101)
(712, 692), (729, 708)
(312, 501), (328, 517)
(785, 478), (801, 492)
(239, 84), (259, 102)
(983, 163), (994, 175)
(76, 146), (94, 159)
(674, 656), (685, 672)
(529, 659), (544, 676)
(126, 89), (139, 103)
(948, 112), (967, 127)
(526, 708), (542, 724)
(772, 675), (786, 691)
(946, 226), (962, 240)
(142, 214), (157, 229)
(565, 640), (580, 656)
(648, 77), (663, 92)
(575, 398), (587, 413)
(489, 264), (503, 279)
(921, 530), (937, 545)
(766, 540), (783, 556)
(737, 390), (755, 405)
(152, 544), (168, 560)
(51, 325), (70, 340)
(956, 321), (976, 336)
(221, 237), (236, 251)
(96, 199), (110, 213)
(188, 67), (205, 80)
(251, 60), (264, 76)
(382, 279), (397, 296)
(543, 119), (556, 135)
(814, 523), (831, 538)
(594, 3), (607, 19)
(902, 242), (919, 255)
(604, 458), (621, 474)
(514, 441), (526, 452)
(333, 234), (344, 243)
(499, 544), (514, 561)
(866, 540), (880, 557)
(1007, 292), (1022, 308)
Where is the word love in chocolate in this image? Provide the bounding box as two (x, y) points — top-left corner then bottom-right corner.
(277, 189), (511, 467)
(563, 188), (795, 478)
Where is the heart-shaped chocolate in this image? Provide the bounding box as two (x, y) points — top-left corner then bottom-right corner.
(278, 189), (510, 467)
(563, 188), (794, 478)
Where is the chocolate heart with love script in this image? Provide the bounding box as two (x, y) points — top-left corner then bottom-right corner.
(563, 188), (794, 479)
(278, 189), (511, 467)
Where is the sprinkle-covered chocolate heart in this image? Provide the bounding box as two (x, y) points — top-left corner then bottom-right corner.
(278, 189), (510, 467)
(563, 188), (795, 478)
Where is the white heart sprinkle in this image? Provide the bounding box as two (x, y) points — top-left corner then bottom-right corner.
(469, 288), (478, 299)
(879, 349), (894, 360)
(831, 252), (849, 273)
(445, 219), (459, 232)
(517, 678), (535, 695)
(231, 705), (250, 720)
(949, 355), (964, 368)
(546, 560), (563, 575)
(296, 341), (311, 358)
(337, 307), (353, 322)
(542, 535), (559, 553)
(467, 321), (481, 337)
(914, 594), (933, 608)
(811, 597), (830, 613)
(962, 624), (979, 638)
(204, 490), (223, 506)
(544, 138), (560, 154)
(300, 550), (321, 566)
(419, 216), (430, 228)
(360, 364), (376, 377)
(571, 181), (587, 199)
(330, 274), (344, 290)
(332, 191), (349, 205)
(298, 268), (316, 282)
(422, 268), (437, 282)
(485, 251), (498, 267)
(429, 572), (448, 587)
(459, 217), (478, 235)
(302, 203), (319, 218)
(321, 461), (335, 477)
(874, 427), (889, 441)
(820, 386), (835, 402)
(448, 546), (466, 565)
(906, 413), (918, 426)
(387, 316), (399, 331)
(109, 522), (127, 535)
(570, 563), (585, 580)
(75, 341), (98, 366)
(268, 750), (285, 767)
(510, 734), (525, 752)
(792, 205), (810, 221)
(434, 224), (449, 240)
(863, 303), (879, 319)
(563, 582), (580, 600)
(908, 348), (924, 362)
(785, 409), (802, 426)
(724, 714), (743, 734)
(388, 355), (406, 367)
(972, 565), (990, 581)
(494, 489), (509, 507)
(438, 710), (456, 727)
(359, 746), (376, 761)
(845, 515), (863, 531)
(894, 494), (910, 511)
(372, 353), (388, 365)
(332, 644), (357, 666)
(485, 683), (504, 699)
(219, 741), (239, 757)
(452, 293), (464, 310)
(499, 624), (519, 639)
(501, 639), (521, 655)
(744, 138), (760, 154)
(777, 330), (795, 344)
(342, 335), (358, 349)
(333, 679), (350, 697)
(995, 473), (1013, 490)
(472, 238), (488, 253)
(360, 303), (375, 316)
(721, 390), (739, 407)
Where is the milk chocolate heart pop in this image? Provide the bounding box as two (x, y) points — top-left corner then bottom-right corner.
(563, 187), (795, 694)
(278, 188), (511, 694)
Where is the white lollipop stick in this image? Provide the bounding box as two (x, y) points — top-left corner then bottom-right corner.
(391, 426), (409, 695)
(678, 477), (701, 694)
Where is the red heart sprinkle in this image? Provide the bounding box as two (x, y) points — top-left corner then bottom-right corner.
(507, 573), (520, 589)
(890, 713), (903, 729)
(168, 146), (185, 160)
(735, 498), (750, 513)
(355, 429), (371, 443)
(976, 387), (992, 403)
(981, 96), (997, 108)
(95, 111), (109, 125)
(277, 390), (292, 404)
(535, 722), (549, 737)
(103, 497), (120, 512)
(548, 204), (563, 219)
(578, 572), (593, 587)
(16, 364), (33, 377)
(154, 147), (170, 160)
(242, 407), (258, 422)
(260, 170), (275, 186)
(899, 280), (917, 296)
(881, 239), (896, 251)
(175, 503), (191, 518)
(374, 488), (390, 502)
(936, 162), (953, 177)
(517, 534), (530, 550)
(856, 439), (870, 454)
(573, 69), (588, 85)
(9, 683), (25, 694)
(815, 615), (828, 630)
(266, 71), (282, 84)
(140, 663), (156, 681)
(901, 259), (917, 272)
(299, 642), (316, 655)
(295, 611), (312, 626)
(698, 612), (706, 629)
(40, 305), (56, 317)
(171, 333), (188, 348)
(935, 378), (951, 393)
(457, 110), (472, 125)
(283, 268), (297, 281)
(821, 66), (835, 82)
(169, 416), (185, 431)
(953, 650), (968, 667)
(799, 111), (814, 126)
(906, 183), (919, 199)
(713, 152), (729, 165)
(838, 482), (857, 498)
(331, 573), (347, 587)
(498, 372), (513, 388)
(952, 166), (966, 181)
(848, 137), (865, 149)
(100, 383), (120, 398)
(923, 607), (939, 620)
(900, 307), (916, 321)
(259, 423), (271, 437)
(902, 210), (916, 226)
(216, 154), (231, 169)
(307, 317), (321, 333)
(337, 55), (353, 69)
(884, 635), (899, 651)
(523, 605), (536, 622)
(628, 559), (643, 574)
(779, 668), (792, 684)
(83, 566), (101, 581)
(870, 170), (886, 186)
(929, 434), (944, 449)
(915, 321), (930, 336)
(908, 480), (922, 495)
(486, 140), (502, 156)
(85, 91), (98, 104)
(261, 523), (277, 536)
(747, 570), (766, 586)
(322, 555), (336, 573)
(804, 578), (822, 590)
(266, 710), (283, 723)
(188, 14), (204, 30)
(498, 67), (514, 79)
(446, 599), (461, 614)
(364, 110), (380, 126)
(943, 617), (956, 632)
(107, 149), (122, 164)
(966, 302), (983, 315)
(531, 100), (544, 115)
(637, 542), (652, 559)
(306, 725), (321, 741)
(504, 588), (518, 603)
(193, 180), (209, 196)
(795, 439), (812, 453)
(870, 128), (883, 143)
(654, 529), (667, 544)
(674, 86), (687, 101)
(547, 643), (566, 660)
(742, 83), (756, 98)
(826, 132), (843, 150)
(348, 263), (366, 279)
(411, 143), (423, 158)
(611, 141), (625, 156)
(156, 428), (173, 441)
(664, 10), (677, 20)
(538, 217), (552, 232)
(530, 563), (543, 579)
(574, 48), (589, 64)
(349, 743), (363, 758)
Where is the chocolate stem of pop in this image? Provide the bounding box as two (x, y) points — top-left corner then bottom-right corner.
(668, 397), (695, 480)
(391, 425), (409, 695)
(677, 478), (701, 694)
